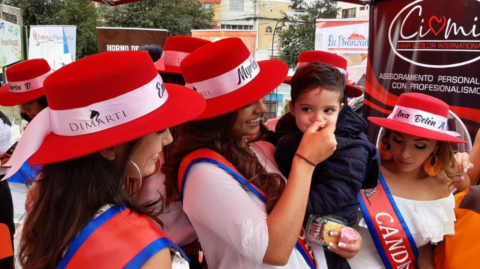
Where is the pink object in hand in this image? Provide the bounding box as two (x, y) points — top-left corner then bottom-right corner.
(339, 227), (359, 244)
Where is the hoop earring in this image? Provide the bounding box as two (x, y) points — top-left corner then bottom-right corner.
(379, 141), (392, 161)
(423, 150), (443, 176)
(129, 159), (143, 191)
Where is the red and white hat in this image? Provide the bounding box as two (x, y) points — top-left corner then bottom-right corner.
(155, 36), (211, 75)
(0, 59), (52, 106)
(180, 38), (288, 120)
(368, 93), (466, 144)
(3, 51), (206, 180)
(284, 51), (363, 98)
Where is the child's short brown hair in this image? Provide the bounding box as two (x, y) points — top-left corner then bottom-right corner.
(291, 61), (347, 106)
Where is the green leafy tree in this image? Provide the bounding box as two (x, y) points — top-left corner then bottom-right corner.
(278, 0), (339, 69)
(283, 99), (290, 115)
(4, 0), (98, 59)
(99, 0), (215, 36)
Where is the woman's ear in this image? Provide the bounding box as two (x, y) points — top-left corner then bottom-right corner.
(99, 147), (116, 161)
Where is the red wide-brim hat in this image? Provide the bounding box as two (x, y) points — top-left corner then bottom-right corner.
(0, 59), (51, 106)
(22, 51), (206, 165)
(283, 50), (363, 98)
(368, 93), (466, 144)
(156, 36), (211, 75)
(181, 38), (288, 120)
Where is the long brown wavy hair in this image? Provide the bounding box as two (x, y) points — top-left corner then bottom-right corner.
(20, 139), (161, 269)
(163, 111), (285, 213)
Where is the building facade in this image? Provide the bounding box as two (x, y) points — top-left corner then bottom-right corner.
(335, 2), (369, 19)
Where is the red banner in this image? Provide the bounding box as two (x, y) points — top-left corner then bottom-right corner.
(364, 0), (480, 147)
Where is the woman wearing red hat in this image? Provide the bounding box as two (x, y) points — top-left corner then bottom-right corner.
(3, 51), (206, 268)
(164, 38), (361, 268)
(0, 59), (51, 164)
(0, 59), (51, 268)
(0, 58), (51, 123)
(155, 36), (211, 85)
(349, 93), (471, 269)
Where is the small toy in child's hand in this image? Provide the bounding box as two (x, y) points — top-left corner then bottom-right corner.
(306, 215), (347, 248)
(339, 227), (360, 244)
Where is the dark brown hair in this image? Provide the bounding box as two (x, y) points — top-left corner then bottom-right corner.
(291, 61), (346, 106)
(21, 96), (49, 122)
(20, 139), (161, 269)
(163, 111), (285, 213)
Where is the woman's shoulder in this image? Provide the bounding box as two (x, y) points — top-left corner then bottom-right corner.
(393, 193), (455, 244)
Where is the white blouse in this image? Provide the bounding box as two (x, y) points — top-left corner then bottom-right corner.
(137, 154), (198, 247)
(182, 141), (311, 269)
(348, 194), (456, 269)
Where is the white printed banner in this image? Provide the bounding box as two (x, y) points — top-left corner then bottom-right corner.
(28, 25), (77, 70)
(315, 20), (369, 54)
(0, 19), (23, 67)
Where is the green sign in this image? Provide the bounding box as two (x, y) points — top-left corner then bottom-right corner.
(0, 19), (23, 67)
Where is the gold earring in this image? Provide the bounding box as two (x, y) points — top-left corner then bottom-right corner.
(379, 141), (392, 161)
(423, 150), (443, 176)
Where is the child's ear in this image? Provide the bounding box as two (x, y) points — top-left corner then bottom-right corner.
(340, 103), (345, 110)
(288, 101), (295, 117)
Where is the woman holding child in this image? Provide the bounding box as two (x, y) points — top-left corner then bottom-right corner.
(164, 38), (362, 268)
(349, 93), (471, 269)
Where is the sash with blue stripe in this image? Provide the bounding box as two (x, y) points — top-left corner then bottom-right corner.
(358, 173), (418, 269)
(178, 148), (316, 269)
(57, 205), (188, 269)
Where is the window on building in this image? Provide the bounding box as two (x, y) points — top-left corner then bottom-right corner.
(221, 24), (253, 30)
(204, 3), (212, 12)
(359, 5), (369, 11)
(230, 0), (244, 12)
(275, 27), (282, 33)
(266, 26), (273, 33)
(342, 8), (356, 18)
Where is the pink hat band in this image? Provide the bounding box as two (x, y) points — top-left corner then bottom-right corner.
(8, 69), (52, 93)
(185, 55), (260, 100)
(164, 50), (190, 67)
(388, 105), (460, 138)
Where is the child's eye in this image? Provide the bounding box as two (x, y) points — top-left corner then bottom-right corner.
(301, 107), (313, 112)
(325, 108), (334, 113)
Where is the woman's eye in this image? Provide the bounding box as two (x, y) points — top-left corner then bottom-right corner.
(392, 138), (403, 144)
(415, 145), (426, 150)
